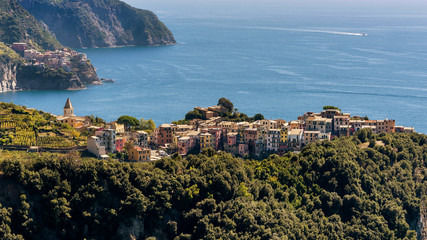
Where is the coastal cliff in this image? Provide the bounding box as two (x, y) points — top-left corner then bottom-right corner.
(0, 45), (100, 91)
(0, 61), (17, 92)
(0, 42), (20, 92)
(17, 0), (176, 48)
(16, 65), (85, 91)
(0, 0), (101, 91)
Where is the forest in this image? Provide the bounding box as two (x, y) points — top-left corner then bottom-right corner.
(0, 131), (426, 240)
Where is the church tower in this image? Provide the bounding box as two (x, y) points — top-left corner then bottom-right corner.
(64, 98), (75, 117)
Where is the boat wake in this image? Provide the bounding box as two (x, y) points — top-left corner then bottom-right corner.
(245, 26), (367, 36)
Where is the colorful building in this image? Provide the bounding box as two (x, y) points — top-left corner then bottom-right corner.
(267, 129), (281, 152)
(155, 124), (173, 146)
(288, 129), (303, 151)
(129, 146), (151, 162)
(199, 132), (215, 150)
(115, 137), (126, 152)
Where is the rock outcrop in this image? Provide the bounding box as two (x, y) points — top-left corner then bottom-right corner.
(0, 61), (17, 92)
(16, 65), (85, 91)
(17, 0), (176, 48)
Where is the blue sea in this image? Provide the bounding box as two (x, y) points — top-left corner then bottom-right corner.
(1, 0), (427, 133)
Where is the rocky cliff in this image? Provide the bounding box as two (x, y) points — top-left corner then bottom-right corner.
(0, 42), (20, 92)
(16, 65), (86, 91)
(0, 61), (17, 92)
(17, 0), (176, 48)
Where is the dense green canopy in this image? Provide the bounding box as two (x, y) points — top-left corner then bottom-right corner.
(117, 115), (140, 129)
(0, 132), (426, 239)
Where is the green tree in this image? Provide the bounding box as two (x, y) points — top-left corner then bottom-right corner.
(117, 115), (140, 130)
(252, 113), (264, 121)
(323, 106), (341, 111)
(140, 118), (156, 133)
(185, 110), (203, 120)
(218, 98), (234, 113)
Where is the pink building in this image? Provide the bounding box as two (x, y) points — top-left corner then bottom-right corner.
(227, 132), (238, 146)
(239, 143), (249, 156)
(115, 137), (126, 152)
(177, 132), (199, 155)
(208, 128), (223, 150)
(178, 137), (191, 155)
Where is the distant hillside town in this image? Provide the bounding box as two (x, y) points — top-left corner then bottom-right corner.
(54, 98), (415, 161)
(11, 42), (88, 72)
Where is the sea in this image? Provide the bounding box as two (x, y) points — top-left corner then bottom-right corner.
(1, 0), (427, 133)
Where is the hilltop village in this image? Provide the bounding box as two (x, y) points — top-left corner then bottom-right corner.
(11, 42), (88, 72)
(54, 98), (416, 161)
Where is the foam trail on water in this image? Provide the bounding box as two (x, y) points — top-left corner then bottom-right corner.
(245, 26), (367, 36)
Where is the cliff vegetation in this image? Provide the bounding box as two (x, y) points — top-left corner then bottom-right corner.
(0, 0), (62, 51)
(17, 0), (176, 48)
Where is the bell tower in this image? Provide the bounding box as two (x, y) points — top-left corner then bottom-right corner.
(64, 98), (74, 117)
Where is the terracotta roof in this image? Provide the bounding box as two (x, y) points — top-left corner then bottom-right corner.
(64, 98), (73, 109)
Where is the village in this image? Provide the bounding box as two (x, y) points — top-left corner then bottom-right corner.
(55, 98), (416, 162)
(10, 42), (88, 71)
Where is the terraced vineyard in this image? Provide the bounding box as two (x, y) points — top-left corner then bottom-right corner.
(0, 102), (86, 149)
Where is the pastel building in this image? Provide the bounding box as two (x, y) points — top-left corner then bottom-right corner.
(87, 136), (108, 159)
(208, 128), (224, 150)
(107, 122), (125, 134)
(253, 120), (278, 130)
(115, 137), (126, 152)
(225, 132), (239, 154)
(129, 146), (151, 162)
(135, 130), (150, 148)
(303, 131), (331, 146)
(267, 129), (281, 152)
(94, 129), (116, 153)
(305, 116), (332, 133)
(239, 143), (249, 156)
(375, 119), (395, 133)
(395, 126), (415, 133)
(244, 128), (257, 144)
(288, 129), (304, 151)
(280, 124), (289, 143)
(333, 115), (350, 135)
(155, 124), (173, 146)
(199, 132), (215, 150)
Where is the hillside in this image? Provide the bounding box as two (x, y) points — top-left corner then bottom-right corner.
(17, 0), (176, 48)
(0, 0), (62, 51)
(0, 130), (426, 239)
(0, 102), (85, 148)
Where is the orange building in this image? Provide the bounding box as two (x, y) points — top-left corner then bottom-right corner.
(155, 124), (173, 146)
(375, 119), (395, 133)
(244, 128), (257, 144)
(364, 120), (395, 133)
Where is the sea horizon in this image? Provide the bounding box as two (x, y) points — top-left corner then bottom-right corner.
(0, 0), (426, 133)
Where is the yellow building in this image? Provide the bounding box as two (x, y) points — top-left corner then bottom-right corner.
(280, 125), (289, 143)
(108, 122), (125, 134)
(128, 146), (151, 162)
(199, 132), (214, 150)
